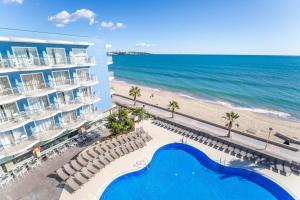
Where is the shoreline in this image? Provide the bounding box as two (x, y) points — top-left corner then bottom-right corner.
(111, 79), (300, 141)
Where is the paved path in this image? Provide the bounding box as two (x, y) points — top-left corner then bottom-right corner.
(113, 95), (300, 162)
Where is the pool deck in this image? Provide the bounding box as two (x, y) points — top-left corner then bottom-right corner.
(59, 120), (300, 200)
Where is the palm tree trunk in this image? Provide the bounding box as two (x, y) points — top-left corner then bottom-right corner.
(172, 109), (174, 118)
(134, 96), (136, 106)
(227, 122), (232, 137)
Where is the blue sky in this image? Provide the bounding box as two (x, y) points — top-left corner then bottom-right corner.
(0, 0), (300, 55)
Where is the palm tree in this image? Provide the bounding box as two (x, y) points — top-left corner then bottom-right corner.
(168, 100), (179, 118)
(129, 86), (141, 106)
(222, 111), (239, 137)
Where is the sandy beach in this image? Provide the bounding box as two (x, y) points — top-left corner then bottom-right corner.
(111, 80), (300, 142)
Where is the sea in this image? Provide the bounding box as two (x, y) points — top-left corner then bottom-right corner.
(109, 54), (300, 120)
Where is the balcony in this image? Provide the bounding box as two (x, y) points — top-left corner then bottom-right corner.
(28, 104), (61, 121)
(0, 87), (25, 105)
(23, 82), (56, 98)
(33, 125), (66, 143)
(61, 116), (86, 130)
(0, 55), (96, 73)
(58, 99), (83, 112)
(0, 113), (32, 132)
(0, 136), (39, 158)
(77, 75), (98, 87)
(53, 79), (79, 92)
(80, 94), (101, 105)
(83, 111), (105, 122)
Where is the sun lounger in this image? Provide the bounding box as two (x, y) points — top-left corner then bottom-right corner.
(64, 163), (76, 176)
(86, 163), (99, 174)
(92, 160), (105, 169)
(99, 157), (110, 165)
(100, 144), (110, 152)
(81, 167), (94, 178)
(94, 146), (105, 155)
(87, 149), (98, 158)
(66, 177), (81, 192)
(116, 136), (126, 144)
(105, 153), (115, 162)
(283, 163), (292, 176)
(121, 146), (129, 154)
(125, 143), (134, 152)
(81, 152), (94, 162)
(130, 142), (139, 150)
(109, 151), (118, 159)
(105, 141), (115, 149)
(71, 160), (83, 171)
(77, 156), (88, 166)
(116, 148), (125, 157)
(135, 140), (144, 148)
(74, 172), (88, 184)
(111, 138), (120, 146)
(204, 138), (211, 145)
(56, 168), (69, 181)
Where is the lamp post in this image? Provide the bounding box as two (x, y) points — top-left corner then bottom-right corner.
(264, 127), (273, 150)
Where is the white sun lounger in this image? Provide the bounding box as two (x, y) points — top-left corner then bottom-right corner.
(81, 152), (94, 161)
(100, 144), (110, 152)
(64, 163), (76, 176)
(125, 143), (134, 152)
(117, 136), (126, 144)
(81, 167), (94, 178)
(121, 135), (130, 142)
(110, 151), (120, 159)
(99, 157), (110, 165)
(87, 163), (99, 174)
(105, 154), (115, 162)
(56, 168), (69, 181)
(130, 142), (139, 150)
(105, 141), (115, 149)
(116, 148), (124, 157)
(135, 140), (143, 148)
(87, 149), (99, 158)
(94, 146), (105, 155)
(66, 177), (81, 192)
(74, 172), (88, 184)
(77, 156), (88, 166)
(92, 160), (105, 169)
(111, 138), (120, 146)
(121, 146), (129, 154)
(70, 160), (83, 171)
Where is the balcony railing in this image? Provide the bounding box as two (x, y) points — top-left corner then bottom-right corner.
(75, 75), (97, 85)
(0, 87), (23, 97)
(22, 82), (55, 96)
(0, 112), (31, 132)
(0, 55), (96, 71)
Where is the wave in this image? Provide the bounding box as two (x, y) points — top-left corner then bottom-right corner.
(213, 100), (291, 118)
(178, 94), (198, 100)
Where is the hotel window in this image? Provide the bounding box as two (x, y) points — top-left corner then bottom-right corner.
(53, 70), (70, 86)
(12, 47), (39, 66)
(21, 73), (45, 91)
(27, 96), (49, 112)
(72, 48), (87, 64)
(0, 131), (15, 147)
(76, 68), (90, 81)
(35, 118), (54, 132)
(0, 76), (12, 96)
(57, 91), (73, 104)
(0, 103), (19, 123)
(46, 48), (67, 65)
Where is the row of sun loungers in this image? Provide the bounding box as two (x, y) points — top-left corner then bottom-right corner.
(152, 119), (299, 176)
(56, 130), (152, 192)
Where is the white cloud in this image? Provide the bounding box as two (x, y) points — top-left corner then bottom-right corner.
(48, 9), (96, 27)
(99, 21), (126, 31)
(2, 0), (23, 4)
(105, 44), (112, 48)
(135, 42), (156, 48)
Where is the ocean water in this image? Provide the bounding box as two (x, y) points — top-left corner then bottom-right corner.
(100, 143), (282, 200)
(110, 54), (300, 120)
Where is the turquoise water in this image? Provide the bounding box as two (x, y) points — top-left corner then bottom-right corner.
(110, 54), (300, 119)
(100, 143), (290, 200)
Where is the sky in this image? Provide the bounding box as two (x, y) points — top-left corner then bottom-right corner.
(0, 0), (300, 55)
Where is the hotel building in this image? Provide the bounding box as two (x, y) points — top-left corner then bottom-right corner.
(0, 37), (112, 172)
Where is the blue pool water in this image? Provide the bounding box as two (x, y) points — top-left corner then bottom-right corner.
(100, 143), (293, 200)
(110, 54), (300, 119)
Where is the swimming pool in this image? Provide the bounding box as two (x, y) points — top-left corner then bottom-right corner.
(100, 143), (294, 200)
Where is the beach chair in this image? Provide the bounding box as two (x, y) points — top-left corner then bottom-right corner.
(81, 152), (94, 162)
(111, 138), (121, 147)
(70, 160), (83, 171)
(63, 163), (76, 176)
(86, 163), (99, 173)
(283, 163), (292, 176)
(92, 160), (105, 169)
(74, 172), (88, 184)
(105, 141), (115, 149)
(66, 177), (81, 192)
(105, 154), (115, 162)
(121, 135), (130, 143)
(81, 167), (94, 178)
(121, 146), (129, 154)
(116, 136), (126, 144)
(125, 143), (134, 152)
(135, 140), (144, 148)
(77, 156), (88, 166)
(130, 142), (139, 150)
(115, 148), (125, 157)
(94, 146), (105, 155)
(56, 168), (69, 181)
(100, 144), (110, 152)
(99, 157), (110, 165)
